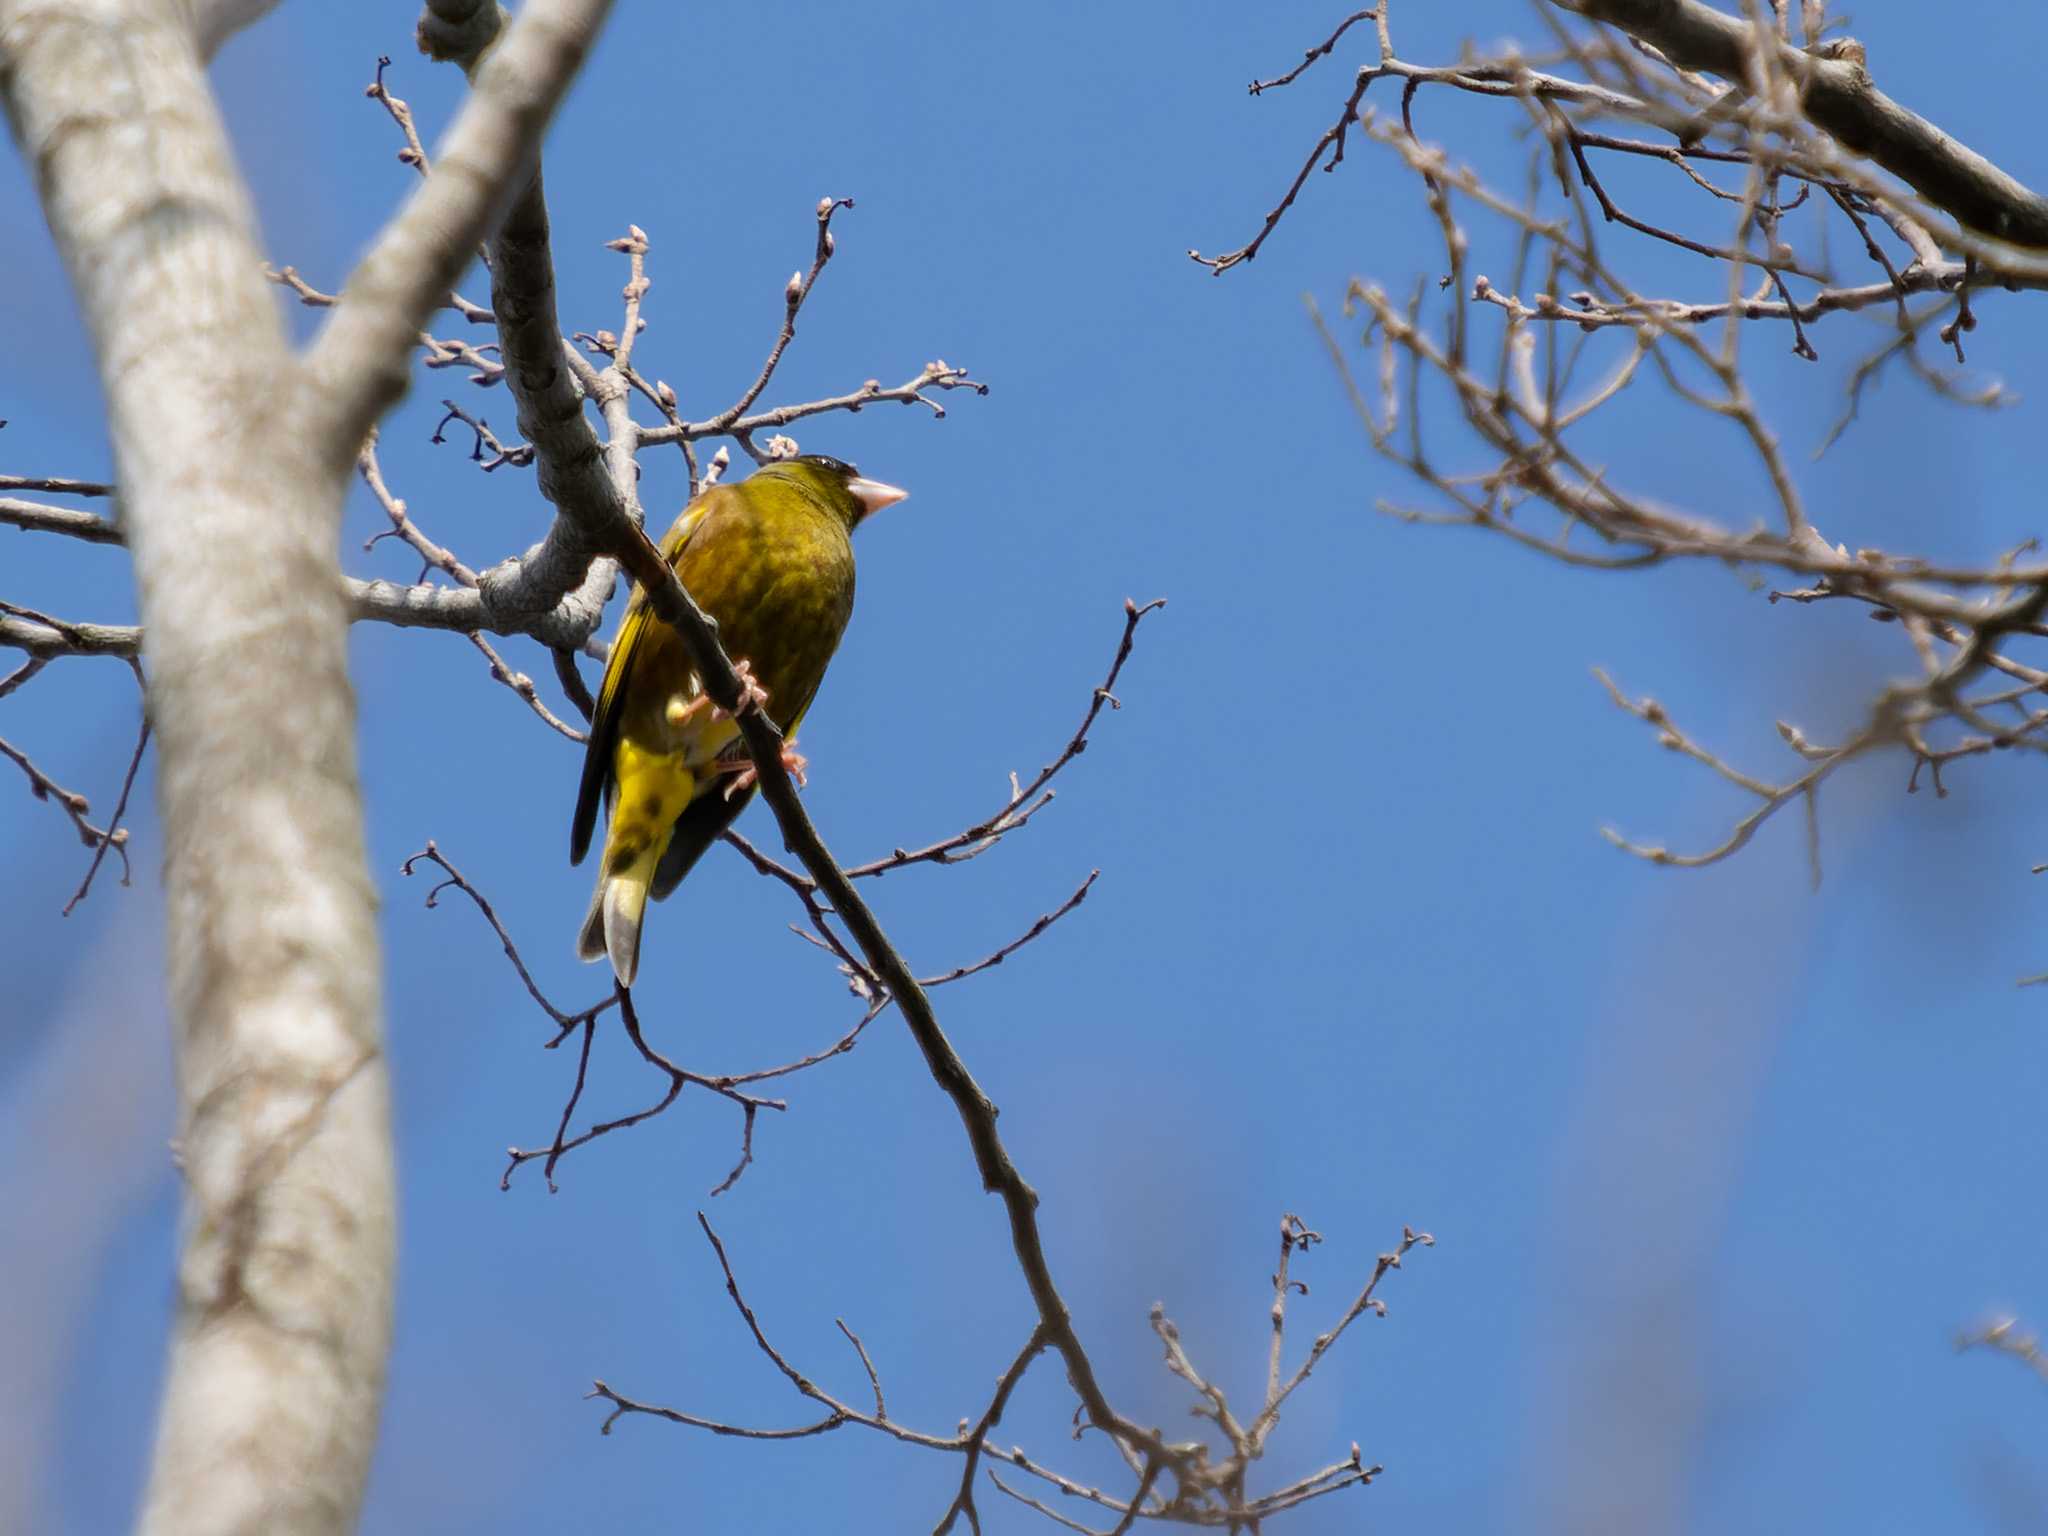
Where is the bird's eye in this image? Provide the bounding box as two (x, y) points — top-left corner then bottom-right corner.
(801, 453), (856, 478)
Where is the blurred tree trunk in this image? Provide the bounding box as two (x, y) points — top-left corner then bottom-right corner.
(4, 3), (392, 1533)
(8, 0), (608, 1514)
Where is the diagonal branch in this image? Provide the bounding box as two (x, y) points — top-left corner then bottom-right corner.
(1554, 0), (2048, 243)
(603, 516), (1174, 1462)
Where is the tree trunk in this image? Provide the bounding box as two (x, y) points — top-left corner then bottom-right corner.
(2, 4), (393, 1532)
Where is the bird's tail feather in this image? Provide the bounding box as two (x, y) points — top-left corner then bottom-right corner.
(578, 840), (662, 986)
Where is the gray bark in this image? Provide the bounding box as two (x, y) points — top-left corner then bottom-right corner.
(0, 0), (610, 1530)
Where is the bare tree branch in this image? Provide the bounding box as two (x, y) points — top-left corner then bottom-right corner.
(0, 495), (123, 543)
(593, 1210), (1424, 1532)
(1203, 0), (2048, 882)
(919, 870), (1100, 989)
(0, 473), (114, 496)
(846, 598), (1165, 879)
(1555, 0), (2048, 243)
(1958, 1317), (2048, 1387)
(302, 0), (614, 464)
(0, 550), (609, 659)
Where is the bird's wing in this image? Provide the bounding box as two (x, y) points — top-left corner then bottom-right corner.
(569, 497), (717, 865)
(648, 783), (753, 899)
(648, 693), (819, 900)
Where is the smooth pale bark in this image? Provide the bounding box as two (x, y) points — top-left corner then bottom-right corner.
(2, 0), (608, 1530)
(1, 4), (391, 1534)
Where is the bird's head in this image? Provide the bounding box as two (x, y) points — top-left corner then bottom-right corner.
(760, 453), (908, 531)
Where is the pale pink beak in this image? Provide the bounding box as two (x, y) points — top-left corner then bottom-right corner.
(847, 476), (909, 517)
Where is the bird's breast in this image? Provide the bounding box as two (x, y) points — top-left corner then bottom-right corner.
(685, 525), (855, 733)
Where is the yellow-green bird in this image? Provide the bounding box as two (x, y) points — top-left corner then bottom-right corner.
(571, 454), (907, 985)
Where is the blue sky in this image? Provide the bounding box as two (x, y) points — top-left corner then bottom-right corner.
(8, 3), (2048, 1531)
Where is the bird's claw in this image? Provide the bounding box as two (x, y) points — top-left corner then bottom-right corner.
(720, 743), (809, 800)
(710, 659), (771, 723)
(671, 660), (771, 733)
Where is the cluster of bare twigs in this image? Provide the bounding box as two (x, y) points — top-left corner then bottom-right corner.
(589, 1213), (1429, 1535)
(397, 597), (1155, 1198)
(376, 506), (1399, 1527)
(1197, 1), (2048, 891)
(725, 596), (1161, 997)
(2, 56), (985, 820)
(0, 586), (147, 913)
(1958, 1317), (2048, 1389)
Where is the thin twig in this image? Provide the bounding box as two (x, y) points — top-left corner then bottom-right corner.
(64, 678), (149, 914)
(1249, 9), (1379, 95)
(844, 599), (1164, 879)
(919, 871), (1099, 988)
